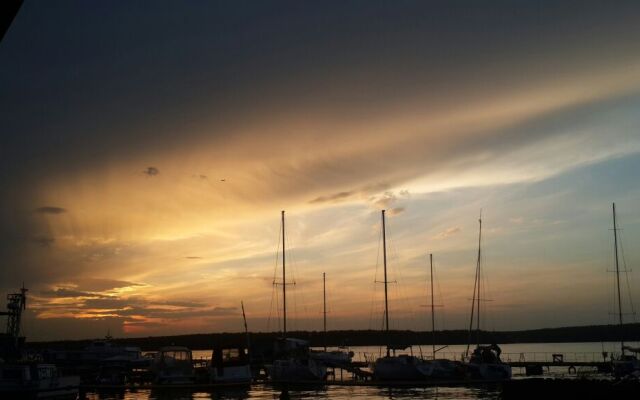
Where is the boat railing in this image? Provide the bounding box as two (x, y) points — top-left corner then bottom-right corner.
(501, 352), (607, 364)
(351, 351), (607, 364)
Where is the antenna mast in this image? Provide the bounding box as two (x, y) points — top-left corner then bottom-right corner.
(0, 285), (28, 345)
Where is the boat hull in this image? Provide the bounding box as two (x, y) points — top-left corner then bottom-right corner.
(0, 375), (80, 399)
(465, 362), (512, 380)
(267, 358), (326, 382)
(373, 356), (428, 381)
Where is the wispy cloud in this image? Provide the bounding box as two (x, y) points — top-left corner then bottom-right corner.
(34, 206), (67, 214)
(41, 288), (112, 299)
(309, 191), (355, 204)
(433, 227), (462, 240)
(387, 207), (405, 216)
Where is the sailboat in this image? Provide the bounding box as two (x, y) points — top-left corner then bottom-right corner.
(608, 203), (640, 378)
(463, 213), (511, 381)
(310, 273), (354, 367)
(206, 302), (252, 384)
(424, 254), (463, 379)
(267, 211), (327, 382)
(372, 209), (431, 381)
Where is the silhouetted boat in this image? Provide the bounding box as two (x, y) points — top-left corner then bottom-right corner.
(422, 254), (463, 380)
(0, 286), (80, 399)
(266, 211), (327, 382)
(372, 209), (431, 381)
(151, 346), (195, 384)
(208, 345), (252, 384)
(608, 203), (640, 378)
(310, 272), (353, 367)
(0, 362), (80, 399)
(463, 213), (511, 381)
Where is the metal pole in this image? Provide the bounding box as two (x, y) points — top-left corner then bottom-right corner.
(430, 253), (436, 360)
(323, 272), (327, 352)
(241, 301), (251, 361)
(382, 210), (390, 357)
(476, 214), (482, 348)
(282, 210), (287, 335)
(613, 203), (625, 355)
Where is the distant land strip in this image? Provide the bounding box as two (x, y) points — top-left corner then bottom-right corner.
(29, 324), (640, 351)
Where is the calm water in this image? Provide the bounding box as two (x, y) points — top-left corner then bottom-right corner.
(82, 385), (500, 400)
(82, 342), (634, 400)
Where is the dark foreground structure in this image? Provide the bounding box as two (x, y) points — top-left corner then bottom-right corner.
(502, 378), (640, 399)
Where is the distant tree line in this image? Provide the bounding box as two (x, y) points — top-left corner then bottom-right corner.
(29, 323), (640, 351)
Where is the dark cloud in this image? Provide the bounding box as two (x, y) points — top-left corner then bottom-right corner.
(309, 191), (355, 204)
(84, 297), (134, 309)
(76, 278), (142, 292)
(372, 192), (397, 209)
(185, 256), (202, 259)
(387, 207), (405, 216)
(40, 288), (111, 299)
(34, 206), (66, 214)
(309, 183), (391, 204)
(31, 235), (54, 247)
(163, 300), (208, 308)
(80, 302), (235, 319)
(143, 166), (159, 177)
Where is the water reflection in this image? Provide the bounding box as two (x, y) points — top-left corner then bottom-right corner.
(373, 386), (500, 400)
(82, 384), (501, 400)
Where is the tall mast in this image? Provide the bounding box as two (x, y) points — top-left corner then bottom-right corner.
(241, 300), (251, 361)
(323, 272), (327, 352)
(613, 203), (625, 355)
(476, 213), (482, 348)
(466, 212), (482, 356)
(430, 253), (436, 360)
(382, 210), (390, 357)
(282, 210), (287, 335)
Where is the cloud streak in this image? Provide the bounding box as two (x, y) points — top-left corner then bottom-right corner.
(34, 206), (66, 214)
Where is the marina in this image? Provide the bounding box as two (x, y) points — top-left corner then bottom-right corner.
(2, 205), (639, 398)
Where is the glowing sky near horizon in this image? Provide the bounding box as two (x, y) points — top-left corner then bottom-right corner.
(1, 1), (640, 340)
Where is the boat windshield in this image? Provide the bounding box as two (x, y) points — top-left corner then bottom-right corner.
(162, 351), (191, 361)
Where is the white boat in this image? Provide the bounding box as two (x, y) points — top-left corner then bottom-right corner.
(0, 362), (79, 399)
(310, 349), (353, 367)
(267, 211), (327, 382)
(267, 338), (327, 382)
(375, 353), (430, 381)
(268, 357), (327, 382)
(209, 346), (252, 384)
(151, 346), (195, 384)
(46, 337), (147, 369)
(463, 213), (511, 381)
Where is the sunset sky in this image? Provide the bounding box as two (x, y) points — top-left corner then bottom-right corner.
(1, 1), (640, 341)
